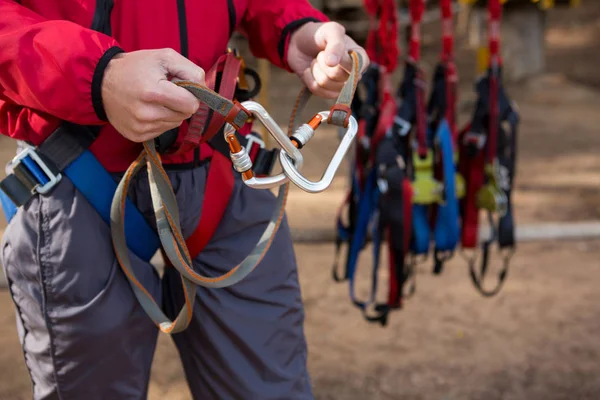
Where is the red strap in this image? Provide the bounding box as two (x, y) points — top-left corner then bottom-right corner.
(408, 0), (427, 158)
(369, 73), (396, 158)
(440, 0), (454, 63)
(364, 0), (399, 73)
(487, 0), (502, 162)
(185, 151), (235, 258)
(200, 55), (242, 143)
(408, 0), (424, 62)
(386, 177), (413, 308)
(488, 0), (502, 63)
(171, 53), (242, 155)
(439, 0), (458, 144)
(458, 125), (485, 248)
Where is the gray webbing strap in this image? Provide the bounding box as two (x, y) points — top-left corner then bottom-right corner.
(329, 52), (364, 127)
(173, 80), (250, 129)
(110, 144), (289, 333)
(110, 153), (196, 334)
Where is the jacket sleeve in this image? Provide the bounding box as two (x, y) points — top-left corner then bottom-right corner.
(0, 99), (62, 145)
(239, 0), (329, 72)
(0, 0), (124, 128)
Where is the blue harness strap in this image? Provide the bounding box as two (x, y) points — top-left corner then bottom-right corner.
(411, 204), (430, 255)
(0, 132), (160, 264)
(346, 168), (380, 308)
(433, 119), (460, 252)
(64, 151), (160, 262)
(0, 190), (17, 224)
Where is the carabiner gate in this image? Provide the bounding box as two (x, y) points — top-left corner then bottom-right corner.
(225, 101), (304, 190)
(279, 111), (359, 193)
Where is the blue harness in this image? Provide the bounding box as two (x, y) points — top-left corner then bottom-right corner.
(0, 128), (160, 263)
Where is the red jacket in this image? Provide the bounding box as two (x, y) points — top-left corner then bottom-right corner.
(0, 0), (328, 172)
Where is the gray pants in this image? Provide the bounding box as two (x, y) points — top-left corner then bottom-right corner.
(0, 161), (312, 400)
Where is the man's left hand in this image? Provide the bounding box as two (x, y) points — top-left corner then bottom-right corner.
(287, 21), (369, 99)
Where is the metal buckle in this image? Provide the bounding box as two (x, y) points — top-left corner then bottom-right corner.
(463, 131), (486, 149)
(393, 116), (411, 136)
(7, 146), (62, 194)
(225, 101), (303, 190)
(279, 110), (358, 193)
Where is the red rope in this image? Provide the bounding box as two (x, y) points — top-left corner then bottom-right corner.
(440, 0), (458, 144)
(365, 0), (399, 73)
(408, 0), (425, 62)
(409, 0), (427, 158)
(488, 0), (502, 162)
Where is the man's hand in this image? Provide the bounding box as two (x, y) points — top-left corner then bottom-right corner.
(287, 22), (369, 99)
(101, 49), (205, 142)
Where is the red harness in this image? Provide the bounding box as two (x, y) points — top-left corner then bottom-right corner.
(162, 52), (253, 262)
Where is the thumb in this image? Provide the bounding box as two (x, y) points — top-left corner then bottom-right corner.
(315, 22), (347, 67)
(158, 48), (206, 85)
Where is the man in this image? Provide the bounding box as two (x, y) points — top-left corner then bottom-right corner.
(0, 0), (368, 399)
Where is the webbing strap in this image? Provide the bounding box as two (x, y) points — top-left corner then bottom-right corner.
(432, 119), (460, 267)
(329, 52), (365, 127)
(345, 168), (380, 310)
(111, 141), (288, 333)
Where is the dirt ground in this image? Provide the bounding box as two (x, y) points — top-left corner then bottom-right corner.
(1, 2), (600, 400)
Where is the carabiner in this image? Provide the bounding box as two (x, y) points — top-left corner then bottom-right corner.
(279, 110), (359, 193)
(225, 101), (304, 190)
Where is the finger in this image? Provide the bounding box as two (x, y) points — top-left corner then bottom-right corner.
(132, 103), (193, 125)
(345, 37), (370, 75)
(314, 22), (347, 67)
(129, 120), (183, 142)
(312, 61), (345, 92)
(159, 48), (206, 85)
(316, 52), (350, 83)
(141, 80), (200, 116)
(301, 68), (342, 100)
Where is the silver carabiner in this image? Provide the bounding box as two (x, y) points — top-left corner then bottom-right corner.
(279, 110), (358, 193)
(225, 101), (303, 190)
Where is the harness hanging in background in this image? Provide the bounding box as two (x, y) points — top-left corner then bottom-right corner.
(331, 0), (423, 326)
(458, 0), (519, 297)
(423, 0), (463, 275)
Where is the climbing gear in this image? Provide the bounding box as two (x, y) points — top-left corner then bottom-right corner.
(0, 125), (161, 263)
(111, 49), (364, 333)
(421, 0), (463, 275)
(458, 0), (519, 297)
(331, 0), (411, 326)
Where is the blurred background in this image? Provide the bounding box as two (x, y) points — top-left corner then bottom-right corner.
(1, 0), (600, 399)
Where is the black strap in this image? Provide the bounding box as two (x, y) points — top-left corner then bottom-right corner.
(91, 0), (114, 35)
(0, 124), (99, 207)
(468, 71), (519, 297)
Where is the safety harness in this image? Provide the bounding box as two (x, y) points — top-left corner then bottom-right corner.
(458, 0), (519, 297)
(0, 3), (364, 332)
(422, 0), (464, 274)
(332, 0), (520, 326)
(331, 0), (411, 326)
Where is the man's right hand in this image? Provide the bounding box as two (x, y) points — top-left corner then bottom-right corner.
(101, 48), (205, 143)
